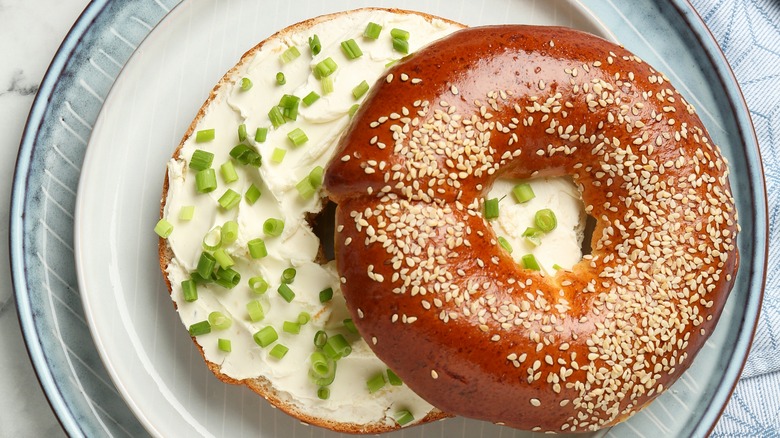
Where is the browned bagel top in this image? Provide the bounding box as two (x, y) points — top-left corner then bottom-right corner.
(325, 25), (739, 432)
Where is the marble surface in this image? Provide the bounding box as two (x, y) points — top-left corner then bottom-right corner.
(0, 0), (773, 437)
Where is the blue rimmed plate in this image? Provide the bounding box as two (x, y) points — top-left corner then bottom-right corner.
(11, 0), (765, 437)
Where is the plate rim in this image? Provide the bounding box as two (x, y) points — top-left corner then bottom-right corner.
(9, 0), (768, 436)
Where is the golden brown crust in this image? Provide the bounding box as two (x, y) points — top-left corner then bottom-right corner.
(325, 26), (739, 432)
(158, 8), (461, 434)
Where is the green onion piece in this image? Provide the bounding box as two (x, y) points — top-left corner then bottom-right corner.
(188, 320), (211, 337)
(395, 410), (414, 426)
(296, 176), (316, 200)
(182, 279), (198, 302)
(246, 300), (265, 322)
(253, 326), (278, 348)
(240, 77), (252, 91)
(270, 344), (289, 359)
(309, 166), (324, 188)
(268, 106), (286, 128)
(310, 351), (329, 375)
(343, 318), (358, 334)
(553, 263), (564, 271)
(271, 147), (286, 163)
(195, 168), (217, 193)
(297, 312), (311, 325)
(323, 334), (351, 360)
(319, 287), (333, 303)
(220, 161), (238, 183)
(196, 252), (216, 278)
(229, 144), (262, 167)
(277, 283), (295, 303)
(218, 338), (232, 352)
(385, 59), (399, 68)
(190, 271), (212, 285)
(189, 149), (214, 171)
(154, 218), (173, 238)
(283, 321), (301, 334)
(522, 253), (541, 271)
(364, 22), (382, 39)
(247, 238), (267, 259)
(497, 236), (513, 254)
(302, 91), (320, 107)
(484, 198), (499, 220)
(321, 76), (334, 95)
(281, 267), (296, 284)
(522, 227), (543, 247)
(367, 373), (386, 393)
(254, 127), (268, 143)
(213, 248), (234, 269)
(221, 220), (238, 245)
(308, 34), (321, 55)
(218, 189), (241, 210)
(313, 57), (338, 78)
(390, 28), (410, 40)
(195, 129), (215, 143)
(208, 311), (232, 330)
(202, 226), (222, 251)
(178, 205), (195, 221)
(352, 80), (369, 99)
(287, 128), (308, 147)
(534, 208), (557, 232)
(392, 37), (409, 54)
(512, 183), (535, 203)
(238, 123), (247, 142)
(313, 330), (328, 348)
(278, 94), (300, 121)
(275, 71), (286, 86)
(310, 356), (337, 386)
(214, 267), (241, 289)
(348, 103), (360, 117)
(387, 369), (403, 386)
(263, 218), (284, 236)
(317, 386), (330, 400)
(340, 39), (363, 59)
(245, 183), (262, 205)
(248, 276), (269, 294)
(280, 46), (301, 64)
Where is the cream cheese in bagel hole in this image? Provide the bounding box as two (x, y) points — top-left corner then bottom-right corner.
(159, 9), (471, 433)
(324, 25), (739, 432)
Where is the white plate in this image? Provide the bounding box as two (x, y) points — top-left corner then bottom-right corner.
(71, 1), (726, 437)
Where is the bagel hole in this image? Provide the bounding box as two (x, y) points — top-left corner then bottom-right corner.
(581, 214), (596, 257)
(308, 199), (337, 262)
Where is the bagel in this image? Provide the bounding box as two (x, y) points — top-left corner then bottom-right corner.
(324, 25), (739, 432)
(157, 9), (465, 433)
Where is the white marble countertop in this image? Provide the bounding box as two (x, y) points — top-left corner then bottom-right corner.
(0, 0), (89, 435)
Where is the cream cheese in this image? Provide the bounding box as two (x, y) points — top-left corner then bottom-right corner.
(163, 9), (461, 428)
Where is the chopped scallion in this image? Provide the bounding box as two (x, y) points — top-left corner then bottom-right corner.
(238, 123), (247, 142)
(214, 267), (240, 289)
(247, 238), (267, 259)
(497, 236), (513, 254)
(277, 283), (295, 303)
(321, 76), (334, 95)
(245, 183), (261, 204)
(271, 147), (286, 163)
(387, 369), (403, 386)
(512, 183), (535, 203)
(178, 205), (195, 221)
(313, 330), (328, 349)
(202, 226), (222, 251)
(279, 46), (301, 64)
(392, 37), (409, 54)
(395, 410), (414, 426)
(317, 386), (330, 400)
(283, 321), (301, 334)
(221, 220), (238, 245)
(218, 338), (232, 352)
(349, 103), (360, 117)
(196, 252), (216, 278)
(522, 227), (543, 247)
(218, 189), (241, 210)
(220, 161), (238, 183)
(319, 287), (333, 303)
(296, 176), (316, 200)
(154, 218), (173, 238)
(390, 28), (410, 41)
(248, 276), (268, 294)
(309, 353), (336, 385)
(287, 128), (308, 147)
(352, 80), (369, 99)
(340, 39), (363, 59)
(253, 326), (278, 348)
(263, 218), (284, 236)
(275, 71), (286, 85)
(308, 34), (321, 56)
(534, 208), (557, 232)
(302, 91), (320, 106)
(367, 373), (386, 393)
(484, 198), (499, 220)
(189, 149), (214, 171)
(240, 77), (252, 91)
(208, 311), (232, 330)
(297, 312), (311, 325)
(195, 129), (215, 143)
(268, 106), (286, 128)
(229, 144), (262, 167)
(309, 166), (324, 188)
(278, 94), (300, 121)
(552, 263), (564, 271)
(213, 248), (234, 269)
(281, 267), (296, 284)
(254, 127), (268, 143)
(269, 344), (289, 359)
(313, 57), (338, 78)
(343, 318), (358, 334)
(522, 253), (541, 271)
(246, 300), (265, 322)
(323, 334), (351, 360)
(188, 320), (211, 337)
(182, 279), (198, 302)
(195, 168), (217, 193)
(364, 22), (382, 39)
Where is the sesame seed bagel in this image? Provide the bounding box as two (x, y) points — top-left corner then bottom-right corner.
(324, 26), (739, 432)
